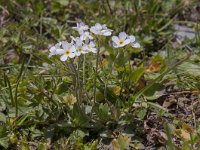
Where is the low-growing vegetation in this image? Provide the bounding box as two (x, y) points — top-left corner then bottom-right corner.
(0, 0), (200, 149)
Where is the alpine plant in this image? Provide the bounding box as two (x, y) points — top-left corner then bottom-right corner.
(48, 22), (140, 61)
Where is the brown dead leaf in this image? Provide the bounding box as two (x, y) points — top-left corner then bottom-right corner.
(145, 61), (162, 73)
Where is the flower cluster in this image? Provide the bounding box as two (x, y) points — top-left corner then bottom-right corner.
(49, 22), (140, 61)
(112, 32), (140, 48)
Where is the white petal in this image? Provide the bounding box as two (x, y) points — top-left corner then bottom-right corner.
(76, 52), (81, 56)
(55, 43), (61, 48)
(123, 39), (131, 46)
(85, 38), (90, 44)
(102, 30), (112, 36)
(56, 49), (65, 54)
(89, 41), (95, 47)
(82, 25), (89, 30)
(90, 28), (99, 34)
(69, 53), (76, 58)
(129, 35), (135, 43)
(112, 42), (119, 48)
(61, 41), (70, 49)
(49, 46), (56, 53)
(60, 55), (68, 61)
(119, 32), (127, 40)
(75, 39), (83, 46)
(89, 35), (94, 39)
(91, 48), (97, 53)
(131, 42), (141, 48)
(95, 23), (102, 30)
(112, 36), (119, 43)
(70, 46), (76, 52)
(82, 50), (88, 54)
(83, 45), (87, 50)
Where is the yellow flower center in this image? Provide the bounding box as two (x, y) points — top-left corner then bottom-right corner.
(119, 40), (124, 45)
(88, 45), (91, 49)
(78, 48), (82, 51)
(65, 50), (70, 55)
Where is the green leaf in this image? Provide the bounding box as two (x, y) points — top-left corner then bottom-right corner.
(98, 103), (110, 121)
(0, 101), (6, 112)
(55, 0), (69, 6)
(0, 126), (7, 138)
(93, 103), (110, 122)
(136, 109), (147, 119)
(143, 83), (164, 100)
(69, 129), (87, 142)
(115, 135), (131, 150)
(35, 2), (44, 13)
(147, 102), (168, 114)
(38, 143), (48, 150)
(70, 104), (88, 126)
(130, 67), (145, 83)
(178, 62), (200, 77)
(21, 143), (30, 150)
(0, 113), (6, 123)
(0, 137), (9, 149)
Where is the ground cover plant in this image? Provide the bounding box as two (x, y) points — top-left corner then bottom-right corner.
(0, 0), (200, 149)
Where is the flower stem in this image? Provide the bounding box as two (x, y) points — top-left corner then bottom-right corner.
(83, 54), (86, 89)
(104, 49), (119, 101)
(93, 47), (100, 103)
(68, 60), (80, 106)
(77, 57), (82, 103)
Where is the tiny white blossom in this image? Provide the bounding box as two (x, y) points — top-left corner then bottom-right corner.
(60, 41), (76, 61)
(83, 41), (97, 53)
(131, 42), (141, 48)
(129, 35), (135, 43)
(49, 42), (66, 57)
(49, 43), (62, 57)
(90, 23), (112, 36)
(128, 35), (141, 48)
(80, 31), (94, 40)
(74, 37), (88, 56)
(112, 32), (131, 48)
(72, 22), (89, 34)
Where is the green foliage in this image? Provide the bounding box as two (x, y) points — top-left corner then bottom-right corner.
(0, 0), (199, 149)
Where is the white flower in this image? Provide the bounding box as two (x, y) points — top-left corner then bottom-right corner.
(74, 37), (88, 56)
(128, 35), (141, 48)
(112, 32), (131, 48)
(80, 31), (94, 40)
(60, 41), (76, 61)
(90, 23), (112, 36)
(83, 41), (97, 53)
(131, 42), (141, 48)
(72, 22), (89, 34)
(49, 43), (63, 57)
(129, 35), (135, 43)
